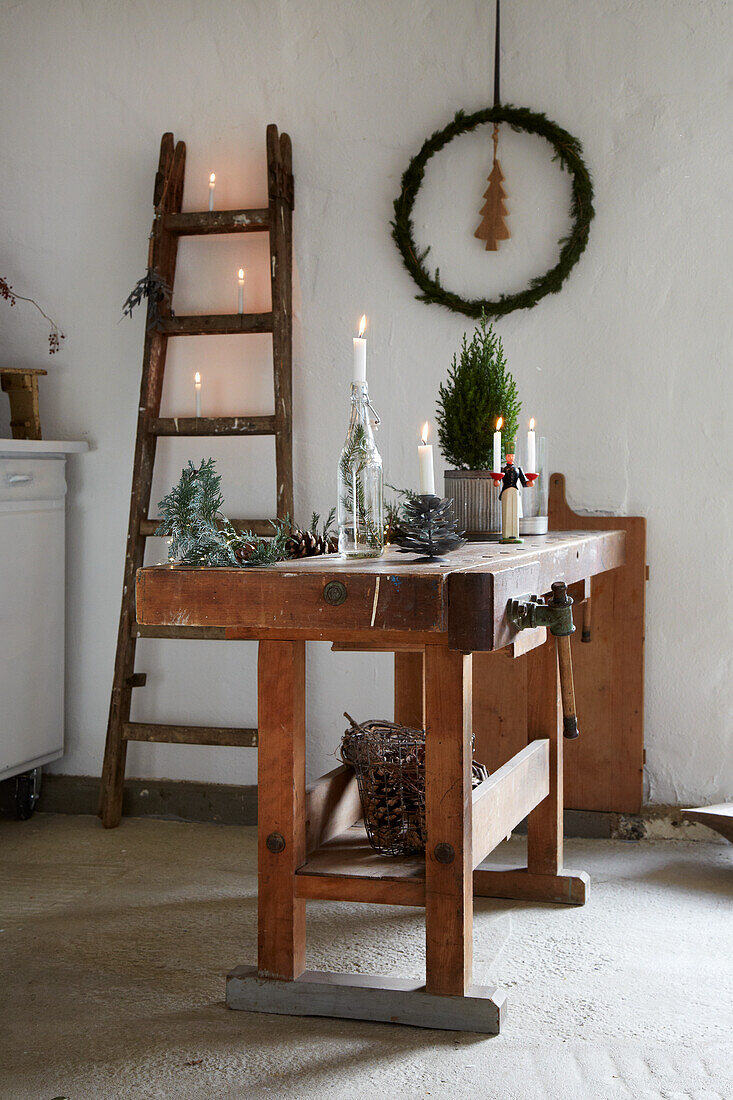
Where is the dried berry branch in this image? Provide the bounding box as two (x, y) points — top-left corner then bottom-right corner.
(0, 276), (65, 354)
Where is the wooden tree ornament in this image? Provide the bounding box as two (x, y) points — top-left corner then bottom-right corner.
(475, 124), (510, 251)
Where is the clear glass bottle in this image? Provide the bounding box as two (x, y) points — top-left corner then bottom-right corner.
(337, 381), (384, 558)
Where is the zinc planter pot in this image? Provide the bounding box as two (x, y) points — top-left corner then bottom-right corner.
(444, 469), (500, 538)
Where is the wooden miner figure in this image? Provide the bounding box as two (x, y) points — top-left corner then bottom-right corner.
(496, 452), (534, 544)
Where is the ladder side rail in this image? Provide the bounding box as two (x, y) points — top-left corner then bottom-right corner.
(99, 134), (186, 827)
(267, 125), (294, 521)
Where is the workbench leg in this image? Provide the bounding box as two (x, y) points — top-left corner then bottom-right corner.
(229, 639), (505, 1031)
(257, 639), (306, 981)
(394, 651), (424, 728)
(473, 638), (589, 906)
(526, 637), (563, 875)
(425, 646), (473, 996)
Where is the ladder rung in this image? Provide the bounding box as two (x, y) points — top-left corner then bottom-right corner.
(160, 312), (273, 336)
(122, 722), (258, 747)
(229, 518), (277, 536)
(140, 517), (276, 537)
(163, 208), (270, 236)
(149, 415), (276, 436)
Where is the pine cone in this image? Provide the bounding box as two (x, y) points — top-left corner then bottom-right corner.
(285, 529), (338, 558)
(233, 540), (258, 564)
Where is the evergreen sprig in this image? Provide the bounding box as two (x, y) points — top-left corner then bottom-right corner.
(155, 459), (237, 565)
(436, 315), (520, 470)
(237, 518), (292, 566)
(155, 459), (284, 567)
(311, 508), (337, 540)
(391, 104), (595, 319)
(384, 485), (420, 544)
(339, 424), (382, 549)
(155, 460), (337, 568)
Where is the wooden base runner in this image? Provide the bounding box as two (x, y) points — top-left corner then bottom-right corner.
(474, 864), (590, 906)
(226, 966), (506, 1034)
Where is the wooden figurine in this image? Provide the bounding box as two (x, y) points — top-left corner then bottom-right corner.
(491, 453), (536, 544)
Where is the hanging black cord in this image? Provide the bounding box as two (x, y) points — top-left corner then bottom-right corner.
(493, 0), (501, 107)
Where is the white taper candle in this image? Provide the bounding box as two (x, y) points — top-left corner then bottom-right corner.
(493, 417), (503, 473)
(527, 418), (536, 473)
(194, 371), (202, 417)
(418, 421), (435, 495)
(353, 314), (367, 383)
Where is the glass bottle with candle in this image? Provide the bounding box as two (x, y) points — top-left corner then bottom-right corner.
(337, 317), (384, 558)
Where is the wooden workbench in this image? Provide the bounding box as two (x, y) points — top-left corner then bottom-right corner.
(135, 527), (626, 1033)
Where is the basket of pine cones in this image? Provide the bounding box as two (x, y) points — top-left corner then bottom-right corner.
(340, 713), (489, 857)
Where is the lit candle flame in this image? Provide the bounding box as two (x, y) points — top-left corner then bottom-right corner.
(421, 421), (429, 445)
(358, 314), (366, 338)
(209, 173), (216, 184)
(496, 416), (503, 431)
(529, 417), (535, 430)
(238, 268), (244, 280)
(194, 371), (201, 385)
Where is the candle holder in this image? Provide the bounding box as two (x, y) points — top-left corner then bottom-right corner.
(519, 435), (549, 535)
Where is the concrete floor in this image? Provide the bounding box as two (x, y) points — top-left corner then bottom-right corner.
(0, 816), (731, 1100)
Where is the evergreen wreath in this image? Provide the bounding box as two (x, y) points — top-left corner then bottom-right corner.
(391, 104), (595, 319)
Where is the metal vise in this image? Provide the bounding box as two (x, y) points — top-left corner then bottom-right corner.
(508, 581), (580, 740)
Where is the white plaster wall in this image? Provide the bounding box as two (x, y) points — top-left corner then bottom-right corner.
(0, 0), (731, 804)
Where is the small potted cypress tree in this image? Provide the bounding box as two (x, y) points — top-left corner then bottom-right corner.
(436, 316), (521, 535)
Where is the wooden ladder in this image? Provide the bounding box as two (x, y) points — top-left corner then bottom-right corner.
(99, 125), (294, 828)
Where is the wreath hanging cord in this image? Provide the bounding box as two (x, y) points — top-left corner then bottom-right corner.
(474, 0), (510, 250)
(391, 103), (595, 319)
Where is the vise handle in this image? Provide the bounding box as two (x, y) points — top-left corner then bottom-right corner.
(508, 580), (580, 739)
(549, 582), (579, 739)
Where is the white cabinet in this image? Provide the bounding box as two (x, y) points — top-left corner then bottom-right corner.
(0, 440), (87, 782)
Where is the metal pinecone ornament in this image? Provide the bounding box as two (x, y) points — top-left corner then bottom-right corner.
(394, 495), (466, 559)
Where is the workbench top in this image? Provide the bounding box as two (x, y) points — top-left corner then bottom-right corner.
(136, 529), (624, 652)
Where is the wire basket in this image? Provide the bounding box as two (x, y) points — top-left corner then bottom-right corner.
(340, 714), (489, 857)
